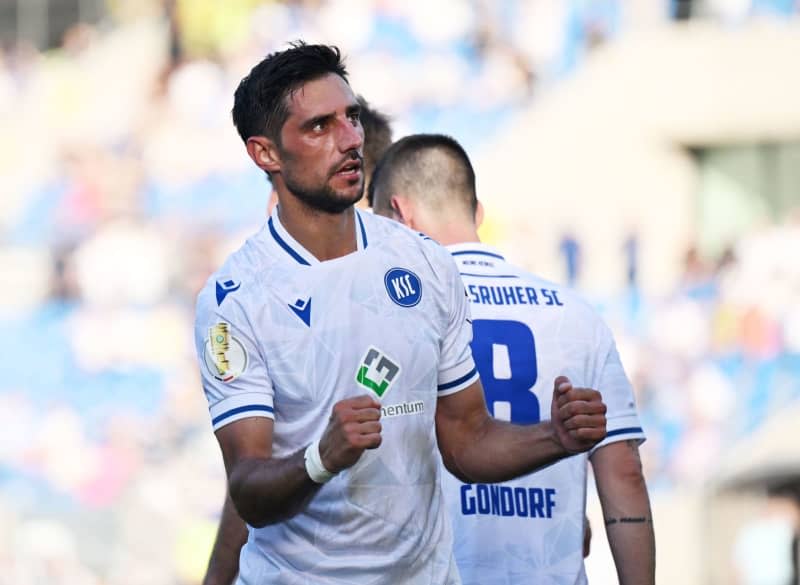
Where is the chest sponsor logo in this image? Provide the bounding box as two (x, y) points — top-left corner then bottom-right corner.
(384, 267), (422, 307)
(381, 400), (424, 418)
(204, 322), (248, 382)
(355, 346), (400, 398)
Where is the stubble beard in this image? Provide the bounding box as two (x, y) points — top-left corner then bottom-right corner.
(282, 168), (364, 215)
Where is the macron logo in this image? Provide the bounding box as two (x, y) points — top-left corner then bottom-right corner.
(289, 297), (312, 327)
(216, 279), (241, 306)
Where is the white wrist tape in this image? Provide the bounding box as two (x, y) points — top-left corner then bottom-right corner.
(304, 440), (337, 484)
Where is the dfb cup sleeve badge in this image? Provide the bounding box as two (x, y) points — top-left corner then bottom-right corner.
(204, 322), (248, 382)
(384, 268), (422, 307)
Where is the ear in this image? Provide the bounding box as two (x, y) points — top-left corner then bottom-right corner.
(475, 199), (485, 229)
(246, 136), (282, 175)
(391, 195), (417, 229)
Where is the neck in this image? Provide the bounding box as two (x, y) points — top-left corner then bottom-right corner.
(421, 222), (480, 247)
(277, 193), (358, 262)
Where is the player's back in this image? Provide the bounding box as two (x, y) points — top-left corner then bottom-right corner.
(442, 243), (643, 585)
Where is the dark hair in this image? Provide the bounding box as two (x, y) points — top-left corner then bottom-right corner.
(368, 133), (477, 216)
(232, 41), (348, 144)
(356, 96), (393, 191)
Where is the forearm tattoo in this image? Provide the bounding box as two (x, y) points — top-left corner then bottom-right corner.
(605, 516), (651, 527)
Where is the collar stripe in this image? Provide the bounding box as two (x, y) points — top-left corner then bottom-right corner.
(356, 211), (368, 248)
(459, 272), (519, 279)
(451, 250), (505, 261)
(268, 217), (311, 266)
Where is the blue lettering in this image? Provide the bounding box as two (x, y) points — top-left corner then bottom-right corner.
(477, 484), (491, 514)
(502, 286), (516, 305)
(490, 484), (501, 515)
(545, 488), (557, 518)
(541, 289), (554, 306)
(529, 488), (545, 517)
(461, 484), (475, 515)
(551, 290), (563, 306)
(458, 483), (557, 519)
(490, 287), (504, 305)
(514, 487), (529, 517)
(526, 287), (539, 305)
(500, 487), (515, 516)
(468, 285), (479, 304)
(515, 286), (526, 304)
(479, 286), (491, 304)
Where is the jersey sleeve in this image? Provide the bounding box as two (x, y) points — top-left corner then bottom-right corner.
(590, 322), (645, 453)
(195, 287), (274, 431)
(436, 251), (479, 397)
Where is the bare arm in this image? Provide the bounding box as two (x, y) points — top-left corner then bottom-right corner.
(436, 376), (607, 483)
(216, 395), (382, 528)
(591, 440), (655, 585)
(203, 491), (248, 585)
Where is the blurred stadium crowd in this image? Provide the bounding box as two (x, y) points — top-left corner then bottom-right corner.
(1, 0), (800, 583)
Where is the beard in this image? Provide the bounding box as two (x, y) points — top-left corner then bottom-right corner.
(281, 154), (364, 215)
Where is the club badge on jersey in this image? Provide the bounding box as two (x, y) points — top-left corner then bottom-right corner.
(384, 268), (422, 307)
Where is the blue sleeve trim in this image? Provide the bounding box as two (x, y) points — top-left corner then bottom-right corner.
(605, 426), (644, 438)
(212, 404), (275, 426)
(268, 217), (311, 266)
(438, 367), (478, 392)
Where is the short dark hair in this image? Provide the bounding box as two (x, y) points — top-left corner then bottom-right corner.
(368, 133), (477, 216)
(356, 96), (393, 191)
(232, 41), (348, 145)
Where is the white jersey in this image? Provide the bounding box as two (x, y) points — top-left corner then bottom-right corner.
(195, 208), (478, 585)
(442, 243), (645, 585)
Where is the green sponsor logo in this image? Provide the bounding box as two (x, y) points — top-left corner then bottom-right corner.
(355, 347), (400, 398)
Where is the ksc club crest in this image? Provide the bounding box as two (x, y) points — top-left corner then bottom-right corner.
(204, 322), (248, 382)
(384, 268), (422, 307)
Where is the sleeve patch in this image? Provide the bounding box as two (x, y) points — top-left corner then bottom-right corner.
(203, 322), (248, 382)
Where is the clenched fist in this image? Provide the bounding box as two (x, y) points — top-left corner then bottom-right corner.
(318, 395), (383, 473)
(550, 376), (607, 454)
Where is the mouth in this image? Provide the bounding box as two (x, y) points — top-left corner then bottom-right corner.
(334, 159), (363, 180)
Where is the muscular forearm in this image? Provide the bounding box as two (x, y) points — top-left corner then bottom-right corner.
(593, 441), (655, 585)
(203, 491), (248, 585)
(229, 449), (321, 528)
(446, 418), (567, 483)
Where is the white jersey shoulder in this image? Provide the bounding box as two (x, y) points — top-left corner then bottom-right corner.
(443, 243), (644, 585)
(194, 209), (476, 584)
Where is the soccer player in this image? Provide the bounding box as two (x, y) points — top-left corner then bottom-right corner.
(369, 134), (655, 585)
(194, 43), (607, 585)
(203, 95), (393, 585)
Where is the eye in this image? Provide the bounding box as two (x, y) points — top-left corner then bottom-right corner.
(348, 110), (361, 125)
(312, 120), (326, 132)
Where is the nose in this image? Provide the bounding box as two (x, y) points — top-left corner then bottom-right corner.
(337, 115), (363, 153)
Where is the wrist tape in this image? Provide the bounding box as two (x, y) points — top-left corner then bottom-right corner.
(304, 440), (337, 484)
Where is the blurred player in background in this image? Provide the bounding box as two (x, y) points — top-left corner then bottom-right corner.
(203, 94), (393, 585)
(195, 42), (608, 584)
(370, 133), (655, 585)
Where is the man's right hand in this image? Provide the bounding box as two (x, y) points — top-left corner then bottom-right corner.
(318, 395), (383, 472)
(550, 376), (607, 454)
